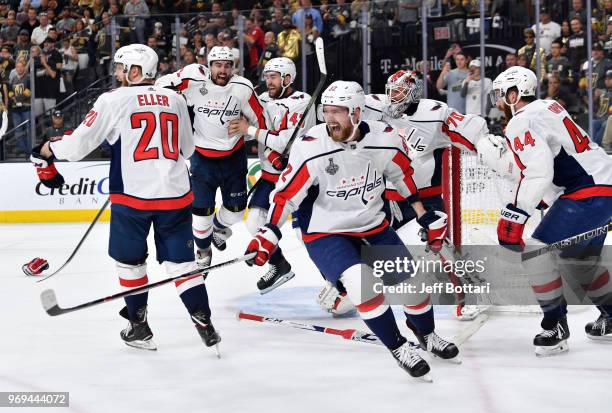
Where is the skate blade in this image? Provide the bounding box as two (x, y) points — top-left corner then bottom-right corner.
(259, 271), (296, 295)
(535, 340), (569, 357)
(431, 354), (462, 365)
(414, 373), (433, 383)
(586, 335), (612, 342)
(124, 339), (157, 351)
(214, 343), (221, 358)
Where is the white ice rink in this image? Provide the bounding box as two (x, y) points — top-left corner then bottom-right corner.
(1, 221), (611, 413)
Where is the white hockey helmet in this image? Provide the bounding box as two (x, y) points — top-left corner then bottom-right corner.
(264, 57), (296, 96)
(384, 69), (423, 118)
(321, 80), (365, 121)
(207, 46), (234, 66)
(114, 44), (158, 84)
(264, 57), (297, 83)
(321, 81), (365, 141)
(490, 66), (537, 114)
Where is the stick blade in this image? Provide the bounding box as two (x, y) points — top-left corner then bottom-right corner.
(40, 289), (63, 316)
(315, 37), (326, 75)
(454, 313), (488, 346)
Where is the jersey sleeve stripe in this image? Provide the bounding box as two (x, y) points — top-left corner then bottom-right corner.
(391, 151), (418, 195)
(442, 124), (476, 152)
(249, 92), (267, 129)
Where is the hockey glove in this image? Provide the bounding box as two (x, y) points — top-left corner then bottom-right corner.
(264, 147), (284, 171)
(416, 209), (448, 253)
(245, 224), (282, 266)
(497, 204), (529, 251)
(30, 143), (64, 189)
(22, 257), (49, 276)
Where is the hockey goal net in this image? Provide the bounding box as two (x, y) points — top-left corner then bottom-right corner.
(442, 147), (543, 313)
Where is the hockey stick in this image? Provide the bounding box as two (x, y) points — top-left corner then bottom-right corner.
(41, 252), (256, 316)
(36, 197), (111, 283)
(280, 37), (327, 159)
(469, 222), (611, 262)
(237, 310), (488, 348)
(237, 310), (383, 345)
(521, 221), (611, 261)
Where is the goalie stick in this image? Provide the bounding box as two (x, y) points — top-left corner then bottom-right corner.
(37, 197), (111, 283)
(280, 37), (327, 159)
(237, 310), (488, 348)
(40, 253), (256, 316)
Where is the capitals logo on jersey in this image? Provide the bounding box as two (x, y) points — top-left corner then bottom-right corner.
(196, 97), (240, 124)
(325, 161), (384, 205)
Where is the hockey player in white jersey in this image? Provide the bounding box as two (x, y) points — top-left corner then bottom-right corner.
(227, 57), (315, 293)
(491, 66), (612, 355)
(157, 46), (267, 271)
(29, 44), (221, 352)
(244, 81), (459, 378)
(329, 69), (500, 321)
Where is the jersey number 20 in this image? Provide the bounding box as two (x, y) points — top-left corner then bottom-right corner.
(132, 112), (179, 162)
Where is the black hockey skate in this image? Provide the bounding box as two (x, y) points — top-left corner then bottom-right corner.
(585, 314), (612, 341)
(406, 321), (460, 363)
(119, 306), (157, 351)
(212, 225), (232, 251)
(256, 255), (295, 294)
(534, 316), (570, 357)
(191, 309), (221, 357)
(390, 341), (432, 382)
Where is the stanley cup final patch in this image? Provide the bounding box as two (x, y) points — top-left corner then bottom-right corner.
(325, 158), (339, 175)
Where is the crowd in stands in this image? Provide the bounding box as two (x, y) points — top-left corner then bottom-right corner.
(434, 1), (612, 150)
(0, 0), (610, 157)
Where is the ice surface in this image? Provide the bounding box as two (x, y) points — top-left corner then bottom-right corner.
(0, 222), (610, 413)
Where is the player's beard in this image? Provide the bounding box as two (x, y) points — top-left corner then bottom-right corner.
(212, 73), (230, 86)
(502, 102), (513, 122)
(267, 83), (281, 99)
(327, 122), (354, 142)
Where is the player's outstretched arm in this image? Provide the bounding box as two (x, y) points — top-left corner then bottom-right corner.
(49, 95), (115, 162)
(497, 122), (554, 250)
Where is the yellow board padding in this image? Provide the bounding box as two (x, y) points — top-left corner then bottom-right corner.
(0, 208), (280, 224)
(0, 210), (112, 224)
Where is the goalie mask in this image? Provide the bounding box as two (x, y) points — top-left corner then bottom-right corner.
(384, 70), (423, 119)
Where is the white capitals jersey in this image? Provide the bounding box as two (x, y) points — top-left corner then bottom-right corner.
(165, 63), (267, 157)
(362, 94), (489, 200)
(50, 85), (194, 210)
(258, 90), (316, 181)
(504, 99), (612, 215)
(267, 121), (417, 242)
